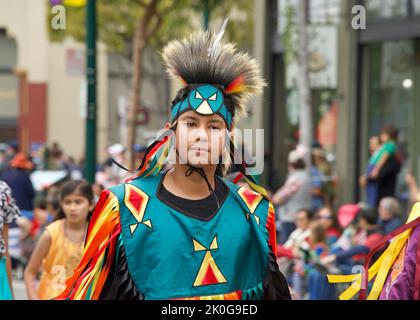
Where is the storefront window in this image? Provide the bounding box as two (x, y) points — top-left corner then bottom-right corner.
(277, 0), (340, 35)
(309, 0), (340, 25)
(365, 0), (408, 22)
(0, 32), (18, 142)
(363, 40), (417, 205)
(365, 40), (413, 152)
(414, 0), (420, 14)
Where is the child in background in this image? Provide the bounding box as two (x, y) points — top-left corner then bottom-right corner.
(308, 221), (329, 260)
(46, 193), (60, 222)
(361, 127), (398, 208)
(370, 126), (398, 180)
(24, 180), (94, 300)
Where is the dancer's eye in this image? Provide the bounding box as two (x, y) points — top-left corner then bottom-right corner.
(186, 121), (196, 127)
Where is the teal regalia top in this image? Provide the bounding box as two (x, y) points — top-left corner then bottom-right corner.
(59, 171), (290, 300)
(109, 171), (269, 300)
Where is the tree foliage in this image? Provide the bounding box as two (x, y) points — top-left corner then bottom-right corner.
(47, 0), (255, 52)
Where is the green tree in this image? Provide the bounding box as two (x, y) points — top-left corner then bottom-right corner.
(47, 0), (254, 167)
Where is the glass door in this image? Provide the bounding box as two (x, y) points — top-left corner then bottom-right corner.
(361, 39), (418, 210)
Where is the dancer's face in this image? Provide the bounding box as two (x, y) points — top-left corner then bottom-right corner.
(175, 111), (228, 168)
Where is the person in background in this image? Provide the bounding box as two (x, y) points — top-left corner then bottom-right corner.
(308, 208), (383, 300)
(91, 183), (105, 204)
(405, 172), (420, 203)
(133, 144), (147, 168)
(24, 180), (94, 300)
(367, 126), (401, 207)
(359, 136), (382, 208)
(272, 147), (312, 244)
(315, 206), (342, 247)
(0, 140), (18, 175)
(305, 221), (334, 300)
(0, 181), (21, 299)
(310, 160), (324, 212)
(277, 209), (313, 299)
(277, 209), (313, 261)
(46, 193), (61, 223)
(320, 208), (384, 274)
(18, 197), (48, 270)
(312, 148), (335, 207)
(103, 144), (129, 186)
(329, 204), (361, 256)
(1, 153), (35, 221)
(377, 197), (402, 234)
(370, 126), (398, 181)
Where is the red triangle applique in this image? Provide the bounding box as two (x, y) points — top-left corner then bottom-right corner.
(128, 188), (145, 211)
(242, 189), (259, 206)
(201, 264), (219, 285)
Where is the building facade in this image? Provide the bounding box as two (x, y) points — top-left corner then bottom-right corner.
(256, 0), (420, 208)
(0, 0), (171, 164)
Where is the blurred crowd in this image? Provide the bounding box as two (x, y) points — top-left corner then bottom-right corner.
(0, 140), (145, 290)
(270, 124), (420, 299)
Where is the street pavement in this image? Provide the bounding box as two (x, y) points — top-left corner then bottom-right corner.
(12, 278), (27, 300)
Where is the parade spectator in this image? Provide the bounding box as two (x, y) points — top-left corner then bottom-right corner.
(102, 144), (130, 186)
(24, 180), (94, 300)
(0, 140), (18, 174)
(374, 126), (401, 205)
(0, 181), (21, 299)
(272, 146), (312, 244)
(370, 126), (398, 180)
(307, 207), (383, 300)
(20, 198), (49, 264)
(315, 206), (342, 247)
(377, 197), (402, 234)
(359, 135), (382, 208)
(92, 183), (105, 204)
(312, 148), (335, 207)
(1, 153), (35, 220)
(46, 193), (61, 222)
(364, 126), (401, 208)
(405, 172), (420, 203)
(277, 209), (313, 260)
(310, 163), (324, 212)
(321, 208), (384, 273)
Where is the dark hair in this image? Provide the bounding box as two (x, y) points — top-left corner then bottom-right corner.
(357, 207), (378, 225)
(290, 159), (306, 170)
(297, 208), (314, 220)
(311, 221), (327, 244)
(35, 197), (47, 210)
(46, 193), (61, 212)
(316, 206), (342, 233)
(55, 180), (94, 221)
(381, 125), (398, 141)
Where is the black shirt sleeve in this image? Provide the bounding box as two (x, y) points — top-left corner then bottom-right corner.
(264, 245), (292, 300)
(99, 244), (144, 300)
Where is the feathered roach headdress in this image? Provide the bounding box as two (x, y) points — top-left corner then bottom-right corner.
(163, 29), (265, 127)
(128, 26), (268, 199)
